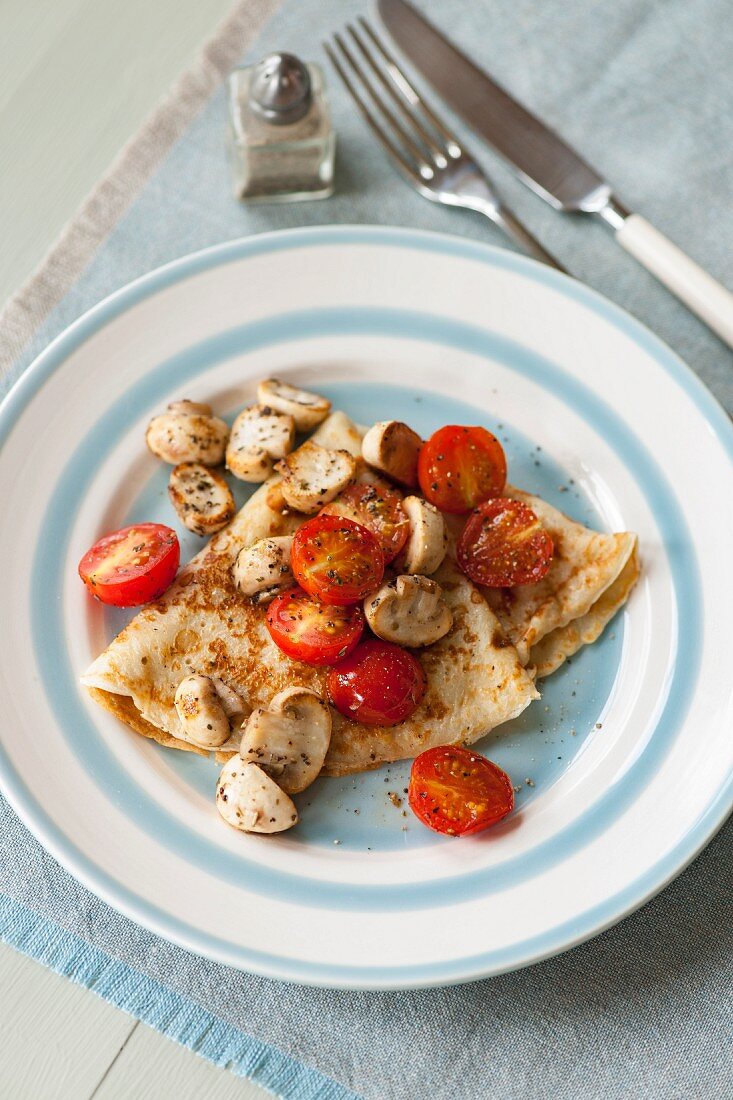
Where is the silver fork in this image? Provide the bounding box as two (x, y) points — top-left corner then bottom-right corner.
(325, 18), (565, 271)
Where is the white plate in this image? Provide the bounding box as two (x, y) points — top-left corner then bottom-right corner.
(0, 227), (731, 990)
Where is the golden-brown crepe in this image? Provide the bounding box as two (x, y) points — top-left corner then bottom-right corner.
(481, 488), (638, 671)
(82, 410), (639, 774)
(82, 413), (539, 775)
(529, 543), (640, 678)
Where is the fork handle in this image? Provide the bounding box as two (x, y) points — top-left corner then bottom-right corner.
(490, 205), (567, 272)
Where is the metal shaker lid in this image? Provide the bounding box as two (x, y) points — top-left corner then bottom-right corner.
(249, 53), (312, 124)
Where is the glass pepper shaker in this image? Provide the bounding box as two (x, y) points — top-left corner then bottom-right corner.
(227, 52), (336, 203)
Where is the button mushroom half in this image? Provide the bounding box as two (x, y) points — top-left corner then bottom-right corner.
(361, 420), (423, 489)
(210, 677), (250, 729)
(146, 401), (229, 466)
(166, 400), (212, 416)
(216, 758), (298, 834)
(364, 575), (453, 647)
(174, 674), (242, 749)
(257, 379), (331, 431)
(226, 404), (295, 482)
(168, 462), (235, 536)
(233, 536), (294, 604)
(399, 495), (449, 575)
(240, 687), (332, 794)
(276, 441), (356, 513)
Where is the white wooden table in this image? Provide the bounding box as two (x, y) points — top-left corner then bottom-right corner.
(0, 943), (269, 1098)
(1, 2), (271, 1094)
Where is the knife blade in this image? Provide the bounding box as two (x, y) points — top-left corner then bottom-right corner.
(378, 0), (733, 347)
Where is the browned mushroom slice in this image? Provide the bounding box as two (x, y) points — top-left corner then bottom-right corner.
(168, 462), (235, 536)
(276, 441), (356, 513)
(232, 536), (295, 604)
(361, 420), (423, 488)
(146, 402), (229, 465)
(226, 404), (295, 482)
(257, 379), (331, 430)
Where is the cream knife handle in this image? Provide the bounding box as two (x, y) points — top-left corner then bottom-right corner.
(616, 214), (733, 348)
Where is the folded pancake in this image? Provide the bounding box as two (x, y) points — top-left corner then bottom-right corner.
(82, 413), (538, 775)
(481, 489), (638, 672)
(529, 543), (640, 678)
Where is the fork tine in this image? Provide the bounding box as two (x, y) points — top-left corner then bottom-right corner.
(329, 32), (433, 178)
(358, 17), (462, 157)
(345, 22), (447, 166)
(323, 40), (422, 184)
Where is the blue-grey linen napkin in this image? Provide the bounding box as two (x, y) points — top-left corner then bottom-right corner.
(1, 2), (732, 1098)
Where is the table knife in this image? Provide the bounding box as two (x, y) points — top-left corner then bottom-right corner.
(378, 0), (733, 348)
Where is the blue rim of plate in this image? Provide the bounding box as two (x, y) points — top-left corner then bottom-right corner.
(0, 225), (731, 989)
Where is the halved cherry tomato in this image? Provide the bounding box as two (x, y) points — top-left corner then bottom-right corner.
(457, 497), (554, 587)
(291, 514), (384, 606)
(321, 483), (409, 564)
(418, 425), (507, 514)
(266, 585), (364, 666)
(408, 745), (514, 836)
(78, 523), (180, 607)
(327, 639), (426, 726)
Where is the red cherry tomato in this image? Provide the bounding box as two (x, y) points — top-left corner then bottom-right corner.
(327, 639), (426, 726)
(321, 482), (409, 564)
(266, 586), (364, 666)
(291, 513), (384, 606)
(78, 523), (180, 607)
(457, 497), (554, 587)
(408, 745), (514, 836)
(418, 425), (507, 514)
